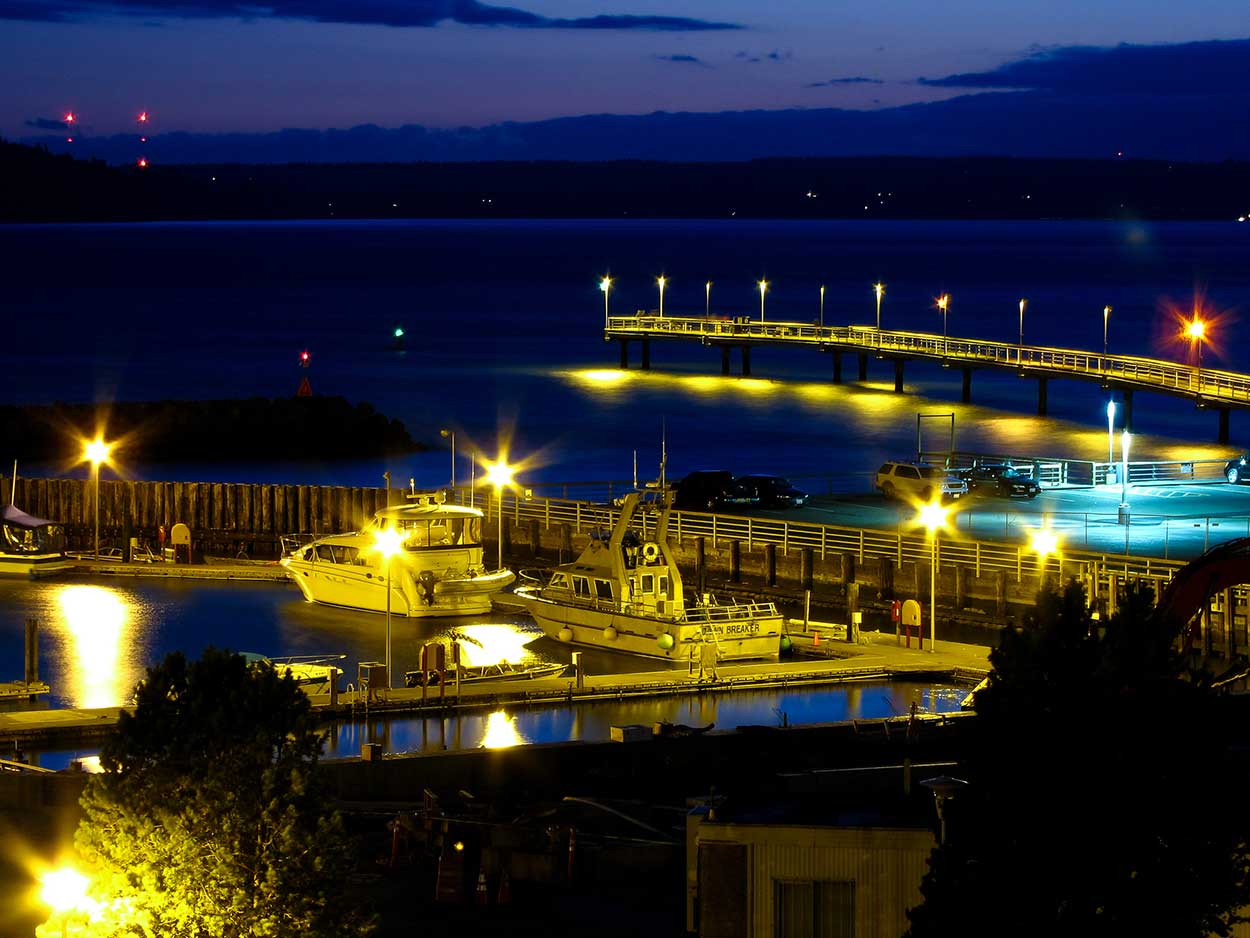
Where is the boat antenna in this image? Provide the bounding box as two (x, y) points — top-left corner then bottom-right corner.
(660, 419), (667, 491)
(9, 460), (15, 506)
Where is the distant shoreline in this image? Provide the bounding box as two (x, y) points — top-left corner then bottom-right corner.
(4, 142), (1249, 224)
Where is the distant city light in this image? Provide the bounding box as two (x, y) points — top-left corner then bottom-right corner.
(393, 327), (404, 338)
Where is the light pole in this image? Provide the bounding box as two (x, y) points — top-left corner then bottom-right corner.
(705, 280), (711, 318)
(916, 500), (949, 654)
(1030, 527), (1060, 585)
(41, 866), (92, 938)
(84, 438), (111, 560)
(1105, 400), (1116, 469)
(485, 458), (515, 572)
(819, 284), (825, 328)
(1119, 429), (1131, 525)
(758, 279), (768, 322)
(937, 294), (950, 357)
(599, 275), (612, 329)
(373, 526), (404, 689)
(657, 275), (667, 318)
(1103, 305), (1112, 360)
(1018, 298), (1026, 358)
(440, 428), (455, 490)
(1187, 317), (1206, 391)
(873, 282), (885, 346)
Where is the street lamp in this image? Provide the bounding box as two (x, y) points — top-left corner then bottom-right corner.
(873, 281), (885, 337)
(599, 275), (612, 328)
(705, 280), (711, 318)
(1118, 429), (1131, 525)
(937, 294), (950, 356)
(439, 428), (455, 491)
(1103, 305), (1112, 360)
(41, 866), (94, 938)
(485, 458), (515, 572)
(1030, 527), (1060, 584)
(83, 437), (112, 560)
(1186, 316), (1206, 391)
(656, 275), (667, 318)
(757, 279), (768, 322)
(915, 499), (949, 654)
(373, 526), (404, 690)
(819, 284), (826, 328)
(1018, 298), (1026, 357)
(1105, 400), (1116, 469)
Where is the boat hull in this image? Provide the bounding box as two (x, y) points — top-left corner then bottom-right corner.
(282, 559), (511, 618)
(0, 553), (72, 578)
(516, 588), (781, 661)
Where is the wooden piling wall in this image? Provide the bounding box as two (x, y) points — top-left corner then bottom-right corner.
(1, 477), (392, 559)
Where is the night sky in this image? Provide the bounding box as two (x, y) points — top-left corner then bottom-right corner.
(3, 1), (1250, 159)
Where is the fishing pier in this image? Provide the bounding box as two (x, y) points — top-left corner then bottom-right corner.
(606, 314), (1248, 441)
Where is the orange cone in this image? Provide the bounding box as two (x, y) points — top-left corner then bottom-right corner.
(812, 631), (821, 647)
(475, 870), (489, 905)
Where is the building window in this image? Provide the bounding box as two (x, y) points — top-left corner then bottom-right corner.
(774, 880), (854, 938)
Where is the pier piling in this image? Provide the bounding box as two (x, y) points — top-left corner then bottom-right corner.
(961, 367), (972, 403)
(1219, 408), (1231, 444)
(720, 346), (730, 376)
(1037, 377), (1049, 416)
(857, 353), (868, 382)
(893, 360), (905, 393)
(832, 352), (843, 383)
(741, 346), (752, 377)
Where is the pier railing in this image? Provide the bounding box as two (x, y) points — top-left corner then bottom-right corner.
(918, 451), (1232, 487)
(606, 315), (1250, 406)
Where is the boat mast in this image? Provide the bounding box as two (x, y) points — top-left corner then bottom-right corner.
(9, 460), (15, 505)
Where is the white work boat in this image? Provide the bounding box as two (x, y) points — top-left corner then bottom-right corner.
(403, 659), (567, 687)
(0, 503), (71, 578)
(241, 653), (346, 696)
(515, 489), (783, 661)
(281, 490), (515, 618)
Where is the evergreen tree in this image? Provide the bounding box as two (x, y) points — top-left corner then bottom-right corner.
(907, 581), (1250, 938)
(69, 648), (372, 937)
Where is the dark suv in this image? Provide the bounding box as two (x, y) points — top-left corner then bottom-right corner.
(673, 470), (756, 511)
(959, 464), (1041, 498)
(735, 475), (809, 508)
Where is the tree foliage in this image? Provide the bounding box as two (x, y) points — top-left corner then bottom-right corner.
(70, 648), (372, 938)
(907, 581), (1250, 938)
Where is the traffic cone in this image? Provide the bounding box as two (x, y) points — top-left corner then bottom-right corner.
(475, 870), (489, 905)
(812, 631), (821, 647)
(497, 869), (512, 905)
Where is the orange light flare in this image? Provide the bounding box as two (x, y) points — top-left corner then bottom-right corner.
(1158, 291), (1233, 365)
(136, 158), (148, 169)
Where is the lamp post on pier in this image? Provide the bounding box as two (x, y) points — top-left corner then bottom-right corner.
(1105, 400), (1116, 468)
(485, 457), (515, 572)
(656, 275), (667, 318)
(873, 281), (885, 346)
(1187, 317), (1206, 392)
(373, 526), (404, 690)
(937, 294), (950, 357)
(599, 275), (612, 329)
(705, 280), (711, 318)
(757, 279), (768, 322)
(916, 500), (949, 655)
(1018, 298), (1027, 360)
(83, 437), (112, 560)
(819, 284), (825, 328)
(1103, 305), (1112, 360)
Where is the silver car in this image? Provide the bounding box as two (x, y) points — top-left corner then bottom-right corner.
(874, 461), (969, 501)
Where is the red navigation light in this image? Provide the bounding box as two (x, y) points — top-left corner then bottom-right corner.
(137, 111), (148, 122)
(300, 350), (311, 365)
(64, 112), (75, 124)
(66, 137), (73, 143)
(137, 157), (148, 169)
(140, 136), (147, 143)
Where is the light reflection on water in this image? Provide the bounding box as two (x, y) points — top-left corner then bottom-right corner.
(54, 585), (143, 709)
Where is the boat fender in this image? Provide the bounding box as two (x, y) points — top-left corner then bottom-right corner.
(641, 542), (661, 563)
(603, 626), (618, 641)
(656, 633), (675, 650)
(558, 627), (573, 643)
(779, 635), (793, 653)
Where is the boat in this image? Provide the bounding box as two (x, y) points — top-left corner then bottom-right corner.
(403, 659), (567, 687)
(280, 490), (515, 618)
(241, 653), (345, 696)
(0, 503), (71, 578)
(514, 489), (784, 661)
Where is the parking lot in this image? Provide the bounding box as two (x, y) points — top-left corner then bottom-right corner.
(751, 481), (1250, 561)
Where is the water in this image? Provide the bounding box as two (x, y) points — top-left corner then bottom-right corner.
(2, 219), (1247, 492)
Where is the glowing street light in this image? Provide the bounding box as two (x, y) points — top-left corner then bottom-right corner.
(705, 280), (712, 318)
(439, 428), (455, 490)
(83, 437), (112, 560)
(41, 866), (95, 938)
(1105, 400), (1116, 468)
(1186, 316), (1206, 390)
(373, 525), (405, 689)
(599, 275), (612, 328)
(819, 284), (826, 328)
(915, 499), (949, 654)
(1103, 305), (1112, 360)
(758, 278), (768, 322)
(937, 293), (950, 356)
(656, 275), (667, 318)
(485, 458), (515, 572)
(873, 281), (885, 335)
(1118, 429), (1131, 525)
(1030, 527), (1061, 582)
(1018, 298), (1027, 356)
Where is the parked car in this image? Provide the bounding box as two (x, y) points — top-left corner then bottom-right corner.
(1225, 455), (1250, 483)
(959, 464), (1041, 499)
(673, 470), (757, 511)
(734, 475), (809, 508)
(874, 461), (968, 501)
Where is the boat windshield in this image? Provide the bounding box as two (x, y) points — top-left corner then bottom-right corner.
(2, 522), (64, 555)
(396, 516), (480, 548)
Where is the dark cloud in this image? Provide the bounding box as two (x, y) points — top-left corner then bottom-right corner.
(655, 53), (709, 67)
(2, 0), (741, 29)
(25, 116), (69, 129)
(805, 76), (882, 88)
(921, 38), (1250, 95)
(736, 48), (791, 64)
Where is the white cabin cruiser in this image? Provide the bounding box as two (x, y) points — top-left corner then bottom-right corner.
(0, 503), (71, 577)
(515, 490), (783, 661)
(280, 491), (514, 618)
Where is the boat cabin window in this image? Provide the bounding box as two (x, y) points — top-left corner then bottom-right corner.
(594, 580), (613, 601)
(659, 575), (670, 599)
(573, 576), (592, 597)
(641, 573), (654, 594)
(302, 547), (315, 562)
(316, 544), (337, 562)
(393, 516), (479, 548)
(550, 573), (571, 589)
